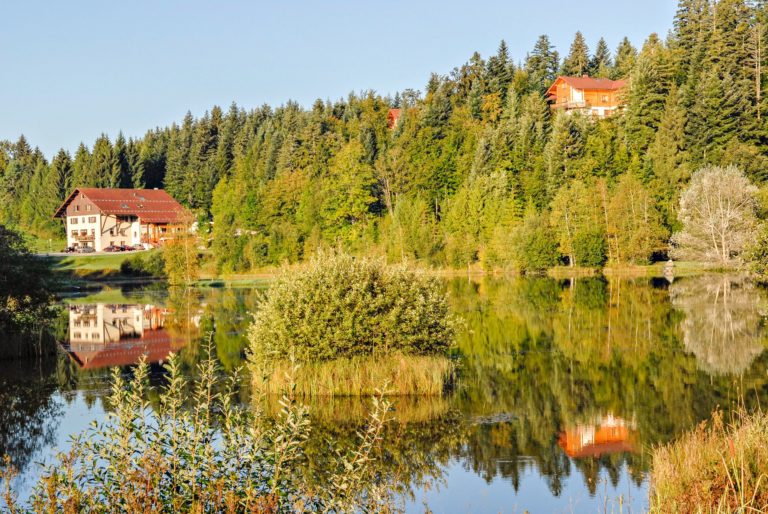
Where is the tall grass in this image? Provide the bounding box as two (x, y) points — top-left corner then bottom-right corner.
(254, 354), (455, 397)
(0, 347), (402, 513)
(650, 406), (768, 513)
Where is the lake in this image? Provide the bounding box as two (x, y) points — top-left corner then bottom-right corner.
(2, 274), (767, 513)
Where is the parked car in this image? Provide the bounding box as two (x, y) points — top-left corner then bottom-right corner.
(63, 246), (76, 253)
(78, 246), (95, 254)
(130, 244), (144, 251)
(103, 245), (118, 252)
(117, 245), (128, 252)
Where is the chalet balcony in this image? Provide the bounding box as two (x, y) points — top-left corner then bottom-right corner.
(553, 101), (589, 109)
(75, 233), (95, 242)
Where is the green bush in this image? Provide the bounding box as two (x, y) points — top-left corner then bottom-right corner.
(119, 251), (166, 278)
(248, 252), (456, 367)
(0, 352), (398, 513)
(573, 228), (607, 268)
(510, 213), (560, 273)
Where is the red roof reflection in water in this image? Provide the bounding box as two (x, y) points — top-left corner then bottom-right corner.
(558, 414), (638, 458)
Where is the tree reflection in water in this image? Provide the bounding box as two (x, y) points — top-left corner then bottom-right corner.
(670, 274), (768, 375)
(3, 277), (768, 508)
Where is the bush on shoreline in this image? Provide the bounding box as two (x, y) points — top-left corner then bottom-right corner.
(650, 406), (768, 513)
(248, 252), (457, 395)
(1, 352), (399, 513)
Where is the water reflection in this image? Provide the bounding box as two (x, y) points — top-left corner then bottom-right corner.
(558, 415), (638, 459)
(65, 304), (187, 369)
(670, 274), (768, 375)
(2, 276), (768, 512)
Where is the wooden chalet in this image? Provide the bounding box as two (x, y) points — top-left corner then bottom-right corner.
(547, 76), (627, 118)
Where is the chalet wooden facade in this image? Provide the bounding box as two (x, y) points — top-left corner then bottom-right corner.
(546, 76), (627, 118)
(53, 187), (188, 251)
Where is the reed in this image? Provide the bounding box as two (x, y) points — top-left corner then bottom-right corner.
(254, 354), (455, 397)
(650, 405), (768, 513)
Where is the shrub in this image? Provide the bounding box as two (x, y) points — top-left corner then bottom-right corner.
(248, 252), (455, 364)
(573, 227), (607, 268)
(650, 406), (768, 513)
(509, 212), (559, 273)
(120, 251), (166, 278)
(0, 352), (398, 513)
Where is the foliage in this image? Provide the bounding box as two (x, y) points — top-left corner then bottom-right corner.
(671, 165), (758, 266)
(0, 225), (54, 348)
(4, 1), (768, 272)
(0, 352), (400, 513)
(509, 210), (560, 273)
(119, 250), (166, 278)
(248, 252), (456, 370)
(163, 225), (200, 286)
(650, 406), (768, 513)
(572, 227), (607, 268)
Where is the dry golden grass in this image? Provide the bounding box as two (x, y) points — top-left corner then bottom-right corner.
(650, 406), (768, 513)
(253, 354), (455, 397)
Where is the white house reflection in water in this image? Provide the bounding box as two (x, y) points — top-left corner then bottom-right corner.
(66, 304), (187, 369)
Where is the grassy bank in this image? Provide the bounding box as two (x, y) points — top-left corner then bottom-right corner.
(650, 407), (768, 513)
(254, 355), (455, 397)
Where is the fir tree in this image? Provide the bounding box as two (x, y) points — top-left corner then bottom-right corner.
(525, 35), (560, 92)
(612, 37), (637, 79)
(561, 32), (590, 76)
(589, 38), (612, 78)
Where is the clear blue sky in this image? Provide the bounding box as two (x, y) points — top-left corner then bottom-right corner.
(1, 0), (676, 157)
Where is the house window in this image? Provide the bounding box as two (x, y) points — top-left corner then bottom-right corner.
(88, 216), (96, 223)
(92, 333), (100, 340)
(109, 229), (114, 236)
(86, 205), (92, 211)
(73, 332), (81, 339)
(71, 230), (77, 237)
(601, 95), (609, 103)
(70, 218), (78, 225)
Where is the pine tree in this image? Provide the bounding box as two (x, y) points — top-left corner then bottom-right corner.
(624, 34), (674, 153)
(112, 132), (131, 187)
(88, 134), (116, 187)
(525, 35), (560, 92)
(561, 32), (590, 76)
(589, 38), (612, 78)
(486, 40), (514, 97)
(612, 37), (637, 79)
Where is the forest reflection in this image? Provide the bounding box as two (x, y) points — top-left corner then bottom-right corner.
(2, 275), (768, 502)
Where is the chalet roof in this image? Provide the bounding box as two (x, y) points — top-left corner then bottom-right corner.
(387, 108), (402, 128)
(53, 187), (187, 223)
(547, 76), (627, 96)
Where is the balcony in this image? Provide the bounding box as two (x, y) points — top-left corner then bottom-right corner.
(75, 233), (95, 242)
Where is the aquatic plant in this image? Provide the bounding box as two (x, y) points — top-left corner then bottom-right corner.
(248, 252), (456, 395)
(0, 350), (399, 513)
(650, 405), (768, 513)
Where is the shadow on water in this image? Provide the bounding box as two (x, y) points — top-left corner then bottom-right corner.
(2, 275), (768, 511)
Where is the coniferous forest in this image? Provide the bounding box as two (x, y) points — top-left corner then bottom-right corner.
(3, 0), (768, 272)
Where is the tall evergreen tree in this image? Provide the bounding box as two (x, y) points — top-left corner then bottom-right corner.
(612, 37), (637, 79)
(589, 38), (612, 78)
(525, 35), (560, 92)
(561, 32), (590, 76)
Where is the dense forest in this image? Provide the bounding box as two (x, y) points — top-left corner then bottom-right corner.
(3, 0), (768, 271)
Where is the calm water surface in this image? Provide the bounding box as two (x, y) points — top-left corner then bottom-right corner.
(2, 275), (767, 513)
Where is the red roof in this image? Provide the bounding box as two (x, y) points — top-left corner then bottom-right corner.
(54, 187), (187, 224)
(387, 108), (402, 129)
(67, 329), (183, 369)
(547, 76), (626, 96)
